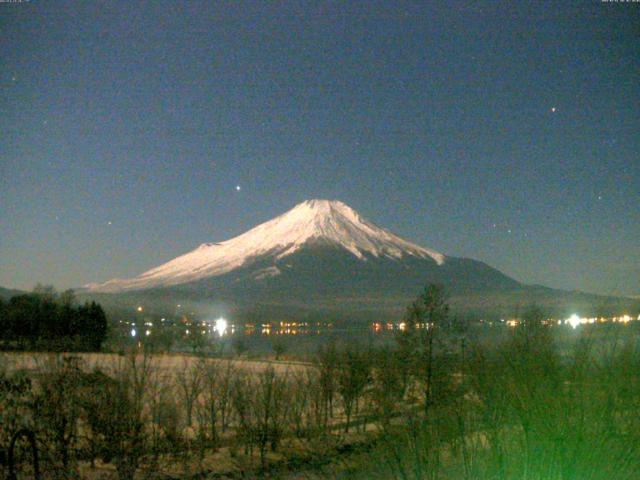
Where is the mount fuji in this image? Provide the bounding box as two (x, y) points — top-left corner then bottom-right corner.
(84, 200), (631, 320)
(88, 200), (448, 293)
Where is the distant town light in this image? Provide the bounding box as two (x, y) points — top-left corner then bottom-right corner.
(215, 317), (228, 336)
(131, 328), (137, 337)
(145, 329), (151, 336)
(136, 306), (143, 312)
(567, 314), (581, 329)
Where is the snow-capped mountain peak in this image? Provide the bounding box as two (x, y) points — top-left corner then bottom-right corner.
(87, 199), (445, 292)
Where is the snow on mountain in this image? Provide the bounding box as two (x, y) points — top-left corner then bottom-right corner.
(87, 199), (445, 293)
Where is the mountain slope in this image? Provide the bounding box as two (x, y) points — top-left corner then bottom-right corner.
(87, 199), (446, 293)
(84, 200), (638, 320)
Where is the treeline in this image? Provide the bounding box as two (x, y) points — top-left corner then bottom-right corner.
(0, 286), (107, 351)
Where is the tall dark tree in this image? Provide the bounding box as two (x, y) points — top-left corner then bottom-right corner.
(84, 302), (108, 351)
(397, 283), (449, 415)
(316, 340), (339, 426)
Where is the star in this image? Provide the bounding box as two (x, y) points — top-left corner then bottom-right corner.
(550, 107), (557, 113)
(107, 221), (112, 225)
(235, 185), (241, 191)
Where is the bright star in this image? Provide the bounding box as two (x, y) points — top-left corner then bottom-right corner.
(550, 107), (557, 113)
(235, 185), (241, 191)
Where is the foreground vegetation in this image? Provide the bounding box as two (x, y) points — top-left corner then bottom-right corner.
(1, 285), (639, 479)
(352, 315), (640, 479)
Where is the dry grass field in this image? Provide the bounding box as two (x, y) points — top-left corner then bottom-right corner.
(0, 349), (377, 479)
(1, 351), (311, 376)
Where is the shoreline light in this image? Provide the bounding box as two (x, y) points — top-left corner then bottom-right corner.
(215, 317), (228, 336)
(567, 314), (581, 329)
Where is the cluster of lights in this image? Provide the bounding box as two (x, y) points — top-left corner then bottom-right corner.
(373, 321), (433, 332)
(125, 309), (640, 341)
(565, 314), (637, 329)
(371, 314), (640, 332)
(279, 321), (309, 328)
(244, 322), (331, 336)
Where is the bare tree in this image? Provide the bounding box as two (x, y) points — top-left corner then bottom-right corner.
(336, 347), (371, 433)
(34, 355), (83, 477)
(251, 366), (290, 471)
(176, 357), (203, 427)
(0, 356), (35, 479)
(231, 370), (255, 458)
(82, 351), (153, 480)
(370, 346), (406, 429)
(316, 341), (339, 427)
(198, 359), (222, 448)
(218, 360), (235, 433)
(289, 370), (311, 438)
(145, 367), (171, 471)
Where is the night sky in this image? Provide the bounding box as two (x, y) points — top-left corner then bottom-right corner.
(1, 1), (638, 296)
